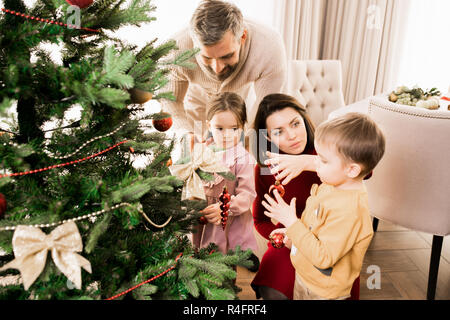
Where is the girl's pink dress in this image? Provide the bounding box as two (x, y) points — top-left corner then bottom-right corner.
(192, 142), (258, 254)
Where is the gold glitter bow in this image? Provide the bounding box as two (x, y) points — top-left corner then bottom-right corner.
(169, 143), (229, 200)
(0, 221), (91, 290)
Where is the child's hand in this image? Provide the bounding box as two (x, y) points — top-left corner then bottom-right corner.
(200, 202), (221, 225)
(262, 189), (298, 228)
(264, 152), (318, 185)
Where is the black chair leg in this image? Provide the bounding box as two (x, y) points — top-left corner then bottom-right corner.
(427, 235), (443, 300)
(372, 217), (379, 232)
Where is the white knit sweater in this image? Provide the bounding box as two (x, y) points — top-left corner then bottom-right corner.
(160, 19), (287, 136)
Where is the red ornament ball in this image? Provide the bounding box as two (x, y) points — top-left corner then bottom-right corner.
(220, 202), (230, 211)
(198, 216), (208, 225)
(153, 112), (173, 132)
(269, 180), (285, 198)
(0, 193), (6, 218)
(219, 190), (231, 203)
(66, 0), (93, 9)
(220, 210), (229, 218)
(270, 233), (285, 249)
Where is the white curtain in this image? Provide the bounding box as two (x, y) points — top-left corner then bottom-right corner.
(274, 0), (411, 104)
(395, 0), (450, 93)
(273, 0), (327, 60)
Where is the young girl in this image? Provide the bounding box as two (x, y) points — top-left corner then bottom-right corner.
(192, 92), (259, 268)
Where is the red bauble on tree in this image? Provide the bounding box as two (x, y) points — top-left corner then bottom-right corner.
(66, 0), (94, 9)
(152, 112), (173, 132)
(0, 193), (7, 219)
(198, 216), (208, 225)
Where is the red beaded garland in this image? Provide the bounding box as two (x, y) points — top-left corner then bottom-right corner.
(1, 7), (100, 33)
(0, 140), (127, 179)
(105, 253), (183, 300)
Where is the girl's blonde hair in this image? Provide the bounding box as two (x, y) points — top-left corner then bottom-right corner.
(207, 92), (247, 128)
(315, 112), (385, 178)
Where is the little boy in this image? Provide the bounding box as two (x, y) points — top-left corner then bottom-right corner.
(262, 112), (385, 300)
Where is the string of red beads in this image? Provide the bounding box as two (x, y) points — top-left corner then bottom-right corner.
(1, 8), (100, 33)
(0, 140), (128, 179)
(105, 253), (183, 300)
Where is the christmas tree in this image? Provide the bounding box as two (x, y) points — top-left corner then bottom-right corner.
(0, 0), (252, 300)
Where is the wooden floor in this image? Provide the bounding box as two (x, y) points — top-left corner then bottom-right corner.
(236, 219), (450, 300)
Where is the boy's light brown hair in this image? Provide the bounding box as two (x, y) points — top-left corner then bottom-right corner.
(315, 112), (385, 178)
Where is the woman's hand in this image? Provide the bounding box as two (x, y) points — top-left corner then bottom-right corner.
(262, 189), (298, 228)
(264, 151), (317, 185)
(200, 202), (222, 225)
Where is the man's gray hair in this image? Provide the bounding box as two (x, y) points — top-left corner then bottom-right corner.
(190, 0), (244, 46)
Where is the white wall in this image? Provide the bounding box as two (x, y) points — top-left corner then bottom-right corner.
(114, 0), (275, 47)
(2, 0), (275, 48)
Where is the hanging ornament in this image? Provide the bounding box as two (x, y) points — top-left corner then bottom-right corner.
(269, 180), (285, 198)
(198, 216), (208, 225)
(0, 221), (92, 290)
(128, 88), (153, 104)
(152, 112), (173, 132)
(0, 193), (6, 219)
(168, 143), (229, 200)
(219, 186), (231, 230)
(65, 0), (94, 9)
(269, 233), (285, 249)
(267, 163), (286, 199)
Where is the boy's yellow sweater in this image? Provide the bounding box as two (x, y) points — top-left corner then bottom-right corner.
(286, 183), (374, 299)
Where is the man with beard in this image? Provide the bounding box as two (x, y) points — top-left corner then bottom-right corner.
(162, 0), (287, 142)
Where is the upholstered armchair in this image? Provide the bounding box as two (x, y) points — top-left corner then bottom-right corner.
(366, 96), (450, 300)
(286, 60), (346, 126)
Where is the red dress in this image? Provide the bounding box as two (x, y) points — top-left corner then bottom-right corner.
(251, 147), (361, 300)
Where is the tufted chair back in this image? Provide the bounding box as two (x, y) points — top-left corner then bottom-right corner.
(286, 60), (345, 126)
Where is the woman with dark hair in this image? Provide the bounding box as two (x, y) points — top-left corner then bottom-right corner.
(250, 93), (360, 300)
